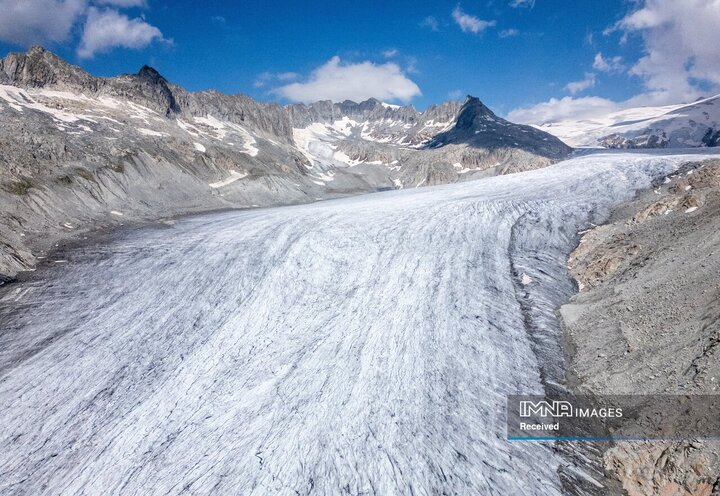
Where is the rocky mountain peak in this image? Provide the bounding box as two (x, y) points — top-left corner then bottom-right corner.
(128, 64), (181, 116)
(455, 96), (498, 130)
(0, 45), (98, 90)
(137, 65), (166, 83)
(426, 94), (572, 158)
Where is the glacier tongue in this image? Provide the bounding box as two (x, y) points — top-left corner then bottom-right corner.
(1, 150), (718, 494)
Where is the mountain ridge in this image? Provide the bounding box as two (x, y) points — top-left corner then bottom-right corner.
(0, 46), (572, 155)
(0, 46), (571, 281)
(534, 93), (720, 149)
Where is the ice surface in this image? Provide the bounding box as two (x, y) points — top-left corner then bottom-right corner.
(1, 150), (719, 494)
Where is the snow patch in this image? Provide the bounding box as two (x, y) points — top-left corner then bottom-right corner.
(138, 128), (166, 137)
(209, 170), (247, 188)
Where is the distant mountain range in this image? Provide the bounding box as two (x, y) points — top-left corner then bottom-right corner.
(0, 46), (573, 280)
(534, 94), (720, 149)
(2, 46), (719, 281)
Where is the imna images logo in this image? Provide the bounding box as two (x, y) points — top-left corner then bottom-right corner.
(519, 400), (573, 418)
(519, 400), (622, 419)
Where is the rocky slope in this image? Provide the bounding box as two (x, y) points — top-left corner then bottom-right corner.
(535, 95), (720, 149)
(0, 46), (571, 282)
(289, 94), (571, 189)
(561, 159), (720, 495)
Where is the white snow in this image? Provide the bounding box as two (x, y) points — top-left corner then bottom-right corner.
(294, 117), (408, 167)
(137, 128), (166, 137)
(453, 162), (477, 174)
(534, 94), (720, 148)
(685, 206), (698, 213)
(177, 120), (200, 136)
(194, 142), (206, 153)
(332, 150), (361, 166)
(0, 85), (79, 122)
(192, 115), (259, 155)
(233, 126), (259, 156)
(194, 115), (230, 139)
(209, 170), (247, 188)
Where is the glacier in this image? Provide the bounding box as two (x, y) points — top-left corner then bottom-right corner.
(1, 150), (719, 495)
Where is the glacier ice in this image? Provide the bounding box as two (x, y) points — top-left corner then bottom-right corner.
(1, 150), (719, 495)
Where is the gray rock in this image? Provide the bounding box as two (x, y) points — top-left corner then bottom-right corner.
(427, 96), (572, 159)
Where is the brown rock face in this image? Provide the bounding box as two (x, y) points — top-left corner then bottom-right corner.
(562, 159), (720, 494)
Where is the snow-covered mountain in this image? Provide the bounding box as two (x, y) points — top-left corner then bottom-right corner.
(535, 94), (720, 149)
(288, 96), (571, 189)
(0, 46), (571, 280)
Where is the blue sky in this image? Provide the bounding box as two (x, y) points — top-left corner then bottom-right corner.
(1, 0), (719, 122)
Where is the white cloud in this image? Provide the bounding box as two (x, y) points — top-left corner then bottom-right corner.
(448, 89), (464, 100)
(382, 48), (398, 58)
(0, 0), (163, 59)
(615, 0), (720, 103)
(507, 96), (620, 124)
(499, 28), (519, 38)
(254, 71), (299, 88)
(78, 7), (165, 58)
(405, 56), (419, 74)
(510, 0), (535, 8)
(564, 72), (596, 94)
(420, 16), (439, 31)
(94, 0), (145, 6)
(273, 56), (421, 104)
(592, 52), (624, 73)
(507, 88), (699, 125)
(0, 0), (86, 45)
(452, 6), (496, 34)
(506, 0), (720, 126)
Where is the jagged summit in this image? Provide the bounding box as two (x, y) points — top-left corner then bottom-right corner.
(455, 96), (497, 129)
(426, 95), (572, 158)
(128, 64), (181, 116)
(137, 65), (165, 82)
(0, 45), (97, 90)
